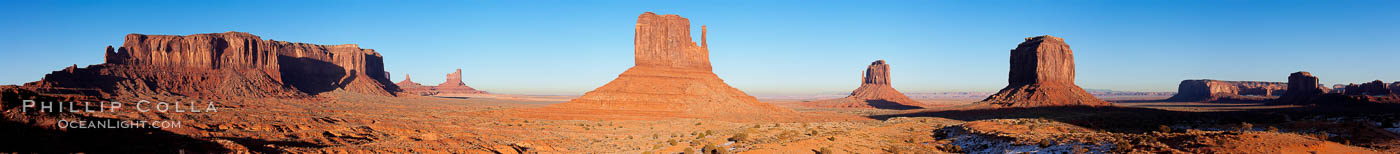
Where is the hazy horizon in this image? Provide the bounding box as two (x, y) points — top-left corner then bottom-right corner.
(3, 1), (1397, 95)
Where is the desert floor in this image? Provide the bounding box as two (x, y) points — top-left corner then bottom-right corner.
(7, 92), (1399, 153)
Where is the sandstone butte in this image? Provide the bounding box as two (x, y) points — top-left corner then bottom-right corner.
(22, 32), (399, 99)
(395, 74), (439, 96)
(520, 12), (797, 121)
(977, 35), (1109, 108)
(434, 69), (488, 95)
(804, 60), (924, 109)
(395, 69), (488, 96)
(1166, 80), (1288, 102)
(1275, 71), (1328, 104)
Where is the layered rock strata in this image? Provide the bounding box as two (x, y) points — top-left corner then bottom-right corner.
(806, 60), (923, 109)
(978, 35), (1109, 107)
(532, 12), (795, 120)
(1166, 80), (1288, 102)
(24, 32), (398, 99)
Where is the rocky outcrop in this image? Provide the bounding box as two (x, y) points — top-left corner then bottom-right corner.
(24, 32), (398, 99)
(805, 60), (923, 109)
(1276, 72), (1399, 105)
(1342, 80), (1392, 96)
(433, 69), (488, 95)
(528, 12), (795, 121)
(396, 74), (438, 96)
(1166, 80), (1288, 102)
(978, 35), (1109, 107)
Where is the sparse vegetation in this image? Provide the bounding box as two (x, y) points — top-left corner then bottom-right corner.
(728, 132), (749, 143)
(819, 147), (834, 154)
(1239, 122), (1253, 132)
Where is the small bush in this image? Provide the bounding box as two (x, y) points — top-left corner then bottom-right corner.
(728, 133), (749, 143)
(939, 144), (963, 153)
(683, 147), (695, 154)
(1072, 145), (1088, 154)
(668, 139), (678, 146)
(819, 147), (834, 154)
(1239, 122), (1254, 132)
(827, 136), (837, 141)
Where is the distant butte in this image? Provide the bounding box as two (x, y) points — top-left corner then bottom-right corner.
(977, 35), (1109, 107)
(805, 60), (923, 109)
(520, 12), (797, 121)
(1166, 80), (1288, 103)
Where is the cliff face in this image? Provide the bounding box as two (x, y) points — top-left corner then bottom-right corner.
(526, 12), (796, 121)
(26, 32), (399, 98)
(806, 60), (923, 109)
(1275, 72), (1328, 104)
(978, 35), (1109, 107)
(1167, 80), (1288, 102)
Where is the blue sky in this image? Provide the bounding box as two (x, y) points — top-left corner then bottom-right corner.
(2, 0), (1397, 95)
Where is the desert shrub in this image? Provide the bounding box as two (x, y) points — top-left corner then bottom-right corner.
(642, 151), (653, 154)
(1112, 139), (1133, 153)
(696, 133), (707, 139)
(819, 147), (834, 154)
(668, 139), (678, 146)
(683, 147), (695, 154)
(1072, 145), (1088, 154)
(705, 130), (714, 136)
(938, 144), (963, 153)
(1037, 139), (1055, 148)
(827, 136), (837, 141)
(809, 130), (819, 136)
(1239, 122), (1254, 132)
(702, 144), (729, 154)
(728, 132), (749, 143)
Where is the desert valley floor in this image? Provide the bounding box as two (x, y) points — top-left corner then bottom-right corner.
(7, 90), (1396, 153)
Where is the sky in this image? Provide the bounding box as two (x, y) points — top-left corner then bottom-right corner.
(1, 0), (1397, 95)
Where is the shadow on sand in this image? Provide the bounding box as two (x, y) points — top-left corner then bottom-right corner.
(870, 103), (1400, 134)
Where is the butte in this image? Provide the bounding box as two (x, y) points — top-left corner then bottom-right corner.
(976, 35), (1109, 108)
(804, 60), (923, 109)
(519, 12), (796, 121)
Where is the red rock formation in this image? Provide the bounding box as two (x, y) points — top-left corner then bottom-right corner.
(978, 35), (1109, 107)
(1276, 72), (1326, 104)
(805, 60), (923, 109)
(528, 12), (795, 121)
(1166, 80), (1288, 102)
(1392, 82), (1400, 94)
(24, 32), (399, 99)
(433, 69), (487, 95)
(396, 74), (438, 96)
(1343, 80), (1392, 96)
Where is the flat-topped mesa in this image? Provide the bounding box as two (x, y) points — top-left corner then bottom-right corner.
(524, 12), (796, 121)
(978, 35), (1109, 108)
(634, 12), (711, 70)
(434, 69), (488, 95)
(1167, 79), (1288, 102)
(806, 60), (923, 109)
(26, 31), (399, 98)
